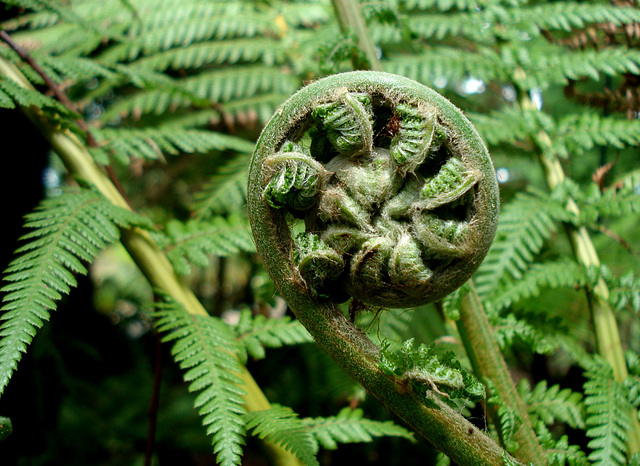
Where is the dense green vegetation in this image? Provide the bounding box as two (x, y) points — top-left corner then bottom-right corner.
(0, 0), (639, 464)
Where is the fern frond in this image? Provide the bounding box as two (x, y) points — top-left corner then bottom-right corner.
(0, 77), (71, 115)
(35, 54), (117, 83)
(0, 188), (146, 397)
(302, 407), (415, 451)
(602, 268), (640, 314)
(536, 422), (589, 466)
(475, 190), (570, 298)
(94, 127), (254, 164)
(153, 215), (255, 276)
(518, 380), (585, 429)
(521, 3), (640, 33)
(402, 0), (483, 12)
(491, 260), (587, 311)
(584, 361), (633, 465)
(490, 311), (557, 354)
(407, 11), (487, 41)
(379, 339), (485, 402)
(488, 390), (521, 453)
(523, 46), (640, 90)
(384, 46), (504, 85)
(131, 39), (286, 71)
(244, 405), (319, 466)
(154, 300), (247, 466)
(554, 113), (640, 158)
(192, 154), (249, 218)
(101, 67), (298, 121)
(470, 107), (556, 148)
(135, 15), (273, 54)
(234, 309), (312, 362)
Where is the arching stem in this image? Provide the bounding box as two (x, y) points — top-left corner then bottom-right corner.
(0, 56), (302, 466)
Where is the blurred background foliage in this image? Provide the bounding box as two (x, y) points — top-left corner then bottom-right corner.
(0, 0), (638, 464)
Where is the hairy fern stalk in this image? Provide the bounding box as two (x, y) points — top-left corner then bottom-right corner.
(0, 0), (639, 464)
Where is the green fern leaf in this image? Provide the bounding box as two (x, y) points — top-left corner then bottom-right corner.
(101, 66), (298, 121)
(491, 260), (587, 311)
(554, 113), (640, 157)
(192, 154), (249, 218)
(490, 311), (557, 355)
(475, 190), (570, 298)
(244, 405), (319, 466)
(136, 15), (272, 54)
(518, 380), (585, 429)
(584, 361), (633, 465)
(536, 422), (588, 466)
(523, 3), (640, 33)
(523, 45), (640, 89)
(155, 301), (247, 466)
(402, 0), (482, 12)
(302, 407), (414, 451)
(0, 188), (146, 397)
(470, 107), (556, 148)
(0, 78), (71, 114)
(234, 309), (312, 362)
(153, 215), (255, 276)
(94, 127), (254, 164)
(132, 39), (286, 71)
(384, 46), (504, 86)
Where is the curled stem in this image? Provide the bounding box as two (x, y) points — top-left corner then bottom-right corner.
(248, 71), (515, 464)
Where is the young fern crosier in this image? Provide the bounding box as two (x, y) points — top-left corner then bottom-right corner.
(249, 72), (506, 464)
(251, 71), (499, 307)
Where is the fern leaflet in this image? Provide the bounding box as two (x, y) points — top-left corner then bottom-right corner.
(302, 407), (414, 451)
(94, 127), (255, 164)
(0, 188), (146, 397)
(584, 361), (633, 465)
(234, 309), (313, 362)
(491, 260), (587, 311)
(518, 379), (585, 429)
(192, 154), (250, 218)
(475, 190), (570, 298)
(536, 422), (588, 466)
(154, 300), (247, 466)
(244, 404), (319, 466)
(153, 215), (256, 276)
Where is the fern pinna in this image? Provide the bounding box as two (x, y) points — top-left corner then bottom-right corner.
(1, 0), (640, 464)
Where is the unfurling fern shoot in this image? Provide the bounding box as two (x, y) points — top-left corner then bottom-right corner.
(248, 71), (506, 464)
(248, 71), (499, 309)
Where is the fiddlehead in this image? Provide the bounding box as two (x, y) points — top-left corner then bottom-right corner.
(248, 72), (508, 464)
(249, 72), (499, 309)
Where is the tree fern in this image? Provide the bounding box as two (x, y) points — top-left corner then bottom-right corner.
(244, 404), (320, 466)
(0, 188), (147, 396)
(490, 311), (557, 355)
(154, 300), (247, 466)
(192, 154), (250, 218)
(584, 360), (634, 465)
(475, 190), (570, 298)
(302, 406), (415, 452)
(535, 422), (588, 466)
(152, 215), (255, 276)
(554, 112), (640, 157)
(130, 38), (286, 71)
(518, 379), (585, 429)
(93, 127), (255, 164)
(244, 404), (415, 465)
(490, 260), (587, 311)
(234, 308), (313, 362)
(0, 77), (71, 115)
